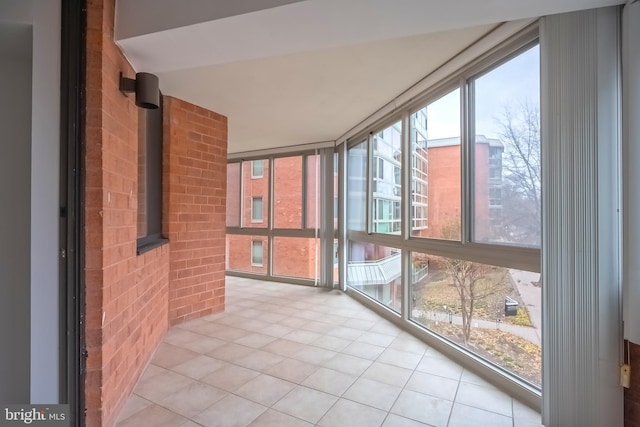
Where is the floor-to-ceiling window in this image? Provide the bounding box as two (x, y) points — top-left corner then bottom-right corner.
(345, 32), (541, 389)
(226, 150), (336, 285)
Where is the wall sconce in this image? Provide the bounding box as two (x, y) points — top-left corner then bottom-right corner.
(119, 72), (160, 109)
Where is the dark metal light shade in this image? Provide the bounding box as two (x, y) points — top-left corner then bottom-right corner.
(134, 72), (159, 109)
(119, 72), (160, 109)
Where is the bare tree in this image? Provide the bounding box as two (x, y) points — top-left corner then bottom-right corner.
(439, 222), (501, 344)
(496, 102), (541, 246)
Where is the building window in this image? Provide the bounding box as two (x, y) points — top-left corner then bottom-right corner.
(137, 95), (166, 254)
(251, 240), (263, 266)
(251, 160), (263, 178)
(251, 197), (263, 222)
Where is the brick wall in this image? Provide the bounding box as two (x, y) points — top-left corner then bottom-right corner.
(85, 1), (228, 425)
(164, 96), (227, 325)
(626, 340), (640, 426)
(85, 0), (170, 425)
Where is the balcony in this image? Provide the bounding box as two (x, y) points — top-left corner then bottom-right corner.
(347, 252), (402, 287)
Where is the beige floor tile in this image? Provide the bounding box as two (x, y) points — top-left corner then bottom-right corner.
(311, 334), (352, 352)
(388, 336), (428, 355)
(377, 348), (422, 370)
(171, 355), (227, 379)
(272, 386), (338, 424)
(299, 320), (335, 334)
(206, 325), (252, 341)
(356, 331), (396, 347)
(151, 343), (200, 369)
(326, 325), (364, 340)
(448, 403), (512, 427)
(381, 413), (432, 427)
(342, 341), (386, 360)
(193, 394), (267, 427)
(207, 342), (255, 362)
(235, 374), (296, 406)
(116, 404), (188, 427)
(390, 389), (453, 427)
(361, 362), (412, 388)
(282, 329), (322, 344)
(260, 324), (294, 338)
(278, 317), (310, 329)
(158, 381), (228, 418)
(454, 382), (512, 417)
(265, 358), (318, 383)
(163, 329), (206, 347)
(317, 398), (387, 427)
(301, 367), (357, 396)
(322, 353), (373, 376)
(348, 318), (377, 330)
(513, 399), (542, 423)
(179, 336), (226, 354)
(371, 322), (403, 337)
(116, 394), (152, 423)
(135, 370), (194, 403)
(460, 369), (499, 390)
(201, 364), (260, 392)
(290, 346), (337, 365)
(248, 409), (313, 427)
(404, 371), (459, 401)
(234, 349), (285, 371)
(343, 378), (402, 411)
(415, 355), (463, 380)
(260, 338), (307, 357)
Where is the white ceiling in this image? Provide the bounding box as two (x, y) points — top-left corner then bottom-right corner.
(115, 0), (622, 154)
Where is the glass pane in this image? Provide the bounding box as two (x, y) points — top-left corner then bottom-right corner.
(410, 252), (541, 386)
(242, 159), (269, 228)
(274, 156), (303, 229)
(347, 241), (401, 313)
(137, 108), (148, 238)
(251, 160), (264, 178)
(333, 152), (339, 231)
(410, 89), (461, 240)
(251, 240), (264, 265)
(372, 121), (402, 234)
(226, 235), (269, 275)
(333, 238), (339, 286)
(473, 45), (540, 247)
(226, 162), (241, 227)
(347, 141), (367, 232)
(272, 237), (319, 280)
(305, 155), (319, 229)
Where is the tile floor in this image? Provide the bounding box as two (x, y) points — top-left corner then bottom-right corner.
(116, 277), (543, 427)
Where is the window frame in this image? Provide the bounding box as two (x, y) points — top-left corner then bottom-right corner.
(136, 95), (168, 255)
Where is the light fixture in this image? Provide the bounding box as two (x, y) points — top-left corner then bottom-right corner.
(119, 72), (159, 109)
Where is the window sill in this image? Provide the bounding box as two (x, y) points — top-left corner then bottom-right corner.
(137, 236), (169, 255)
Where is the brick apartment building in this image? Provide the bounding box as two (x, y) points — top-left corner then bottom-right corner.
(225, 120), (502, 311)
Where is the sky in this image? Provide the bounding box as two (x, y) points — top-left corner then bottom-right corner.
(425, 44), (540, 141)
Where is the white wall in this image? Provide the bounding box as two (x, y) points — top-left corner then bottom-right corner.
(0, 0), (61, 403)
(0, 22), (32, 403)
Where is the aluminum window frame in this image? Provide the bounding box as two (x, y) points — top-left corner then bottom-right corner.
(226, 148), (337, 287)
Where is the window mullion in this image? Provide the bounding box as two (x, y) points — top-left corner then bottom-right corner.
(366, 134), (373, 234)
(461, 77), (472, 244)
